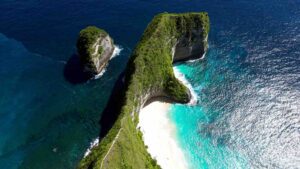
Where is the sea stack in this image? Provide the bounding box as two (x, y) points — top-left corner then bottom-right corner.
(77, 26), (115, 76)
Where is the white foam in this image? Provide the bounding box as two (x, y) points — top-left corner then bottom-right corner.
(93, 45), (123, 79)
(110, 45), (123, 60)
(84, 138), (99, 157)
(187, 51), (207, 63)
(173, 67), (198, 105)
(94, 68), (107, 79)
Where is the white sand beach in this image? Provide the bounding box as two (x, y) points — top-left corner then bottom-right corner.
(138, 101), (188, 169)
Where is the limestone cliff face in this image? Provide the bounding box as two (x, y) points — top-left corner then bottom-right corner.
(89, 35), (114, 74)
(172, 15), (209, 62)
(77, 26), (115, 75)
(78, 12), (209, 169)
(173, 30), (208, 62)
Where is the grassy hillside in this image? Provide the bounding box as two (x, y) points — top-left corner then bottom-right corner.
(78, 12), (209, 169)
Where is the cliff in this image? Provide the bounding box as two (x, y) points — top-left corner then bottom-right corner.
(78, 12), (209, 169)
(77, 26), (115, 75)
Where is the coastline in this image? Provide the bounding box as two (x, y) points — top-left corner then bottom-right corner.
(79, 13), (209, 168)
(173, 67), (198, 106)
(85, 66), (197, 168)
(138, 101), (188, 169)
(83, 45), (123, 158)
(93, 45), (122, 79)
(137, 67), (197, 169)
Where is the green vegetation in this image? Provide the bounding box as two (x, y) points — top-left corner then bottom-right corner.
(98, 46), (104, 55)
(77, 26), (108, 70)
(78, 12), (209, 169)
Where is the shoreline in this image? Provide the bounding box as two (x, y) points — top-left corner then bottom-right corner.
(93, 45), (122, 79)
(138, 66), (196, 169)
(85, 66), (196, 168)
(173, 67), (198, 105)
(138, 101), (188, 169)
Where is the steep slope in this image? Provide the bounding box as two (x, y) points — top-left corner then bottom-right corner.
(77, 26), (115, 75)
(78, 12), (209, 169)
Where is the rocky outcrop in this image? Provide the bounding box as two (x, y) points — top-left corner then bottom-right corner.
(173, 30), (208, 62)
(78, 12), (209, 169)
(172, 13), (209, 62)
(77, 26), (114, 76)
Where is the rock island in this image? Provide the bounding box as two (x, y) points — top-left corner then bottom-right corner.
(77, 26), (115, 76)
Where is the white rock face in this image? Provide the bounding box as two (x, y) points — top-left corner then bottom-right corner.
(86, 35), (115, 75)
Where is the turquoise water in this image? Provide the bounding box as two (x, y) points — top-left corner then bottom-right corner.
(171, 64), (249, 169)
(170, 7), (300, 166)
(1, 0), (300, 168)
(167, 2), (300, 167)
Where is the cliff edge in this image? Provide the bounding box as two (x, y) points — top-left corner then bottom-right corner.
(77, 26), (115, 75)
(78, 12), (209, 169)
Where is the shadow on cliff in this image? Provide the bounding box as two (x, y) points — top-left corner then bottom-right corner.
(63, 54), (91, 84)
(98, 72), (176, 138)
(98, 72), (127, 137)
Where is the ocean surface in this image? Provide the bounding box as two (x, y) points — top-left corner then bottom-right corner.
(0, 0), (299, 168)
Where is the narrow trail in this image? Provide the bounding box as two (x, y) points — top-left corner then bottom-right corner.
(100, 127), (123, 169)
(92, 38), (100, 56)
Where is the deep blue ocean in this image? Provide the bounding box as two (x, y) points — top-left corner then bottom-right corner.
(0, 0), (299, 168)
